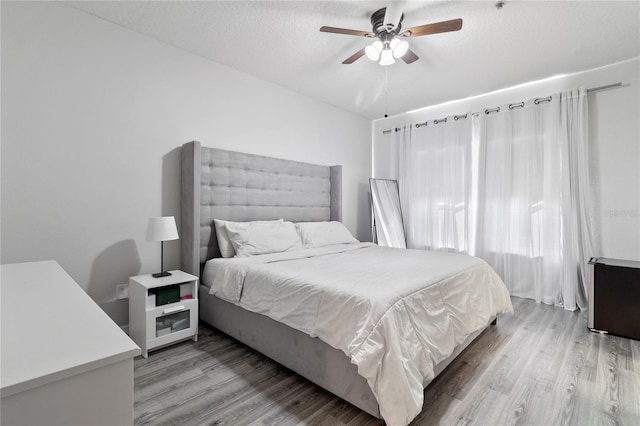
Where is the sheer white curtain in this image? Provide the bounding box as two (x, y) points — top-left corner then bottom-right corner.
(559, 88), (597, 310)
(393, 88), (594, 311)
(474, 98), (564, 306)
(396, 117), (473, 252)
(473, 88), (594, 310)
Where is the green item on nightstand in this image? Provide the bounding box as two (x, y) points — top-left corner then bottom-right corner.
(150, 285), (180, 306)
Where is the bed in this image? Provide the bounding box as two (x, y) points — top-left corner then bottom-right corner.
(180, 141), (513, 426)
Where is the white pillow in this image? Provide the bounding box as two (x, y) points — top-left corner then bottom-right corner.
(214, 219), (284, 258)
(213, 219), (237, 258)
(224, 220), (302, 257)
(295, 221), (358, 248)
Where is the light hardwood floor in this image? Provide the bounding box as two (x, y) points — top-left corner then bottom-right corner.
(134, 297), (640, 425)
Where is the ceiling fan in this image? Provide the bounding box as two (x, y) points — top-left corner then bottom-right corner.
(320, 4), (462, 66)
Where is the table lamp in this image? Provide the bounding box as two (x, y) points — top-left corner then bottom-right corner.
(146, 216), (179, 278)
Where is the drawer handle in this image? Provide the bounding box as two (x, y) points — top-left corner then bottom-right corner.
(162, 305), (186, 315)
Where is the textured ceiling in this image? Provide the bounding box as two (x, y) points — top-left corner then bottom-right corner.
(64, 1), (640, 120)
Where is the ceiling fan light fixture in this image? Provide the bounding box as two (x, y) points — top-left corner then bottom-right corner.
(321, 7), (463, 66)
(365, 40), (383, 61)
(379, 48), (395, 66)
(390, 38), (409, 59)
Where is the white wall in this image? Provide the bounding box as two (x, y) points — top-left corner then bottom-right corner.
(1, 1), (371, 325)
(372, 58), (640, 261)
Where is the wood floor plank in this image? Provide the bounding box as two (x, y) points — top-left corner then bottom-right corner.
(494, 377), (537, 425)
(533, 308), (583, 392)
(138, 346), (272, 408)
(134, 297), (640, 426)
(598, 334), (623, 424)
(182, 365), (297, 425)
(579, 328), (602, 384)
(446, 385), (508, 425)
(304, 397), (367, 426)
(205, 373), (307, 425)
(545, 305), (590, 426)
(475, 302), (552, 397)
(257, 383), (333, 426)
(630, 338), (640, 373)
(619, 369), (640, 416)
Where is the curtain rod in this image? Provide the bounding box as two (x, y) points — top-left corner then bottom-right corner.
(381, 82), (623, 134)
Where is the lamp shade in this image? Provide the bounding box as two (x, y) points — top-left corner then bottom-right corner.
(390, 38), (409, 59)
(145, 216), (179, 242)
(379, 48), (396, 66)
(365, 41), (383, 61)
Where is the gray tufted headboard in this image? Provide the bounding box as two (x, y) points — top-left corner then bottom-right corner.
(181, 141), (342, 276)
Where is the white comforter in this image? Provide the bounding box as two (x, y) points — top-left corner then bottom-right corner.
(203, 243), (513, 426)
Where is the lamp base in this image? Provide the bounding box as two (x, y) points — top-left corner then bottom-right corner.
(151, 271), (172, 278)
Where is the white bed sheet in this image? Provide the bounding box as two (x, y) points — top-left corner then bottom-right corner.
(203, 243), (513, 426)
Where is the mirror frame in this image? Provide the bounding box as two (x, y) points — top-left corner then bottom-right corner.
(370, 178), (406, 248)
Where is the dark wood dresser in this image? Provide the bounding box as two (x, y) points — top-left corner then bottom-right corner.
(588, 257), (640, 340)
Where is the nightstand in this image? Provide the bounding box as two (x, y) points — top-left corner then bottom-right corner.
(129, 270), (198, 358)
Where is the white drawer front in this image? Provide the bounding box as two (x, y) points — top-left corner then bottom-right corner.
(145, 299), (198, 347)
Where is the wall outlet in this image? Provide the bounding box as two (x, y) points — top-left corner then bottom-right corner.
(116, 283), (129, 300)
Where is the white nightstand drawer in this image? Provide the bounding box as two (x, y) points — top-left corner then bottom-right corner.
(147, 324), (197, 351)
(145, 298), (198, 343)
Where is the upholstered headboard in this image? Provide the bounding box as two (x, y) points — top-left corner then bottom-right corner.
(180, 141), (342, 276)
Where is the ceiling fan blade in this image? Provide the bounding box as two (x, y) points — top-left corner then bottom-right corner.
(320, 26), (374, 37)
(383, 1), (407, 30)
(401, 18), (463, 37)
(342, 48), (366, 64)
(401, 49), (419, 64)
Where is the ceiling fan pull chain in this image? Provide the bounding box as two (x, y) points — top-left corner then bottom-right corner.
(384, 67), (389, 118)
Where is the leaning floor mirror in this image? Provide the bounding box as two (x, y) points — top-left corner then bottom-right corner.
(370, 178), (406, 248)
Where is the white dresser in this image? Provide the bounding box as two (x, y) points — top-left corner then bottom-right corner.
(1, 260), (141, 425)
